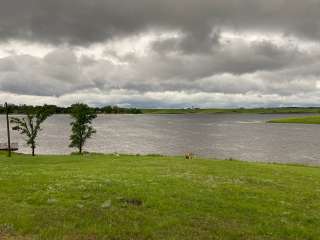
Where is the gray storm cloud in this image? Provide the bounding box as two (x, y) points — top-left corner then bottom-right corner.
(1, 0), (320, 45)
(0, 0), (320, 107)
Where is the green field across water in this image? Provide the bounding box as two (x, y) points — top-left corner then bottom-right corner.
(268, 115), (320, 124)
(0, 153), (320, 239)
(142, 107), (320, 114)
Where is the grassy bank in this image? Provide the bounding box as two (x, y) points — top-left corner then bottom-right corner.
(1, 153), (320, 239)
(142, 107), (320, 114)
(268, 115), (320, 124)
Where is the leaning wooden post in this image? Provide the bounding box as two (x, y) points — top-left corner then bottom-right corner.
(5, 102), (11, 157)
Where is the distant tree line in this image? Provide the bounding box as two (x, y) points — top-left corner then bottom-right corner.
(0, 104), (142, 114)
(99, 106), (142, 114)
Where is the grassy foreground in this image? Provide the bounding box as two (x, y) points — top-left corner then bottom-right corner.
(268, 115), (320, 124)
(0, 153), (320, 239)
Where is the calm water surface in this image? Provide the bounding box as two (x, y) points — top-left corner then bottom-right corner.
(1, 114), (319, 165)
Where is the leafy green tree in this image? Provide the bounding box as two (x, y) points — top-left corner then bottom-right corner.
(69, 103), (97, 154)
(10, 106), (53, 156)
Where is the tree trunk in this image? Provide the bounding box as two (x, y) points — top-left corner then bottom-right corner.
(79, 134), (83, 154)
(32, 146), (35, 156)
(5, 102), (11, 157)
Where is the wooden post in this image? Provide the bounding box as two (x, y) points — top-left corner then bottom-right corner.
(5, 102), (11, 157)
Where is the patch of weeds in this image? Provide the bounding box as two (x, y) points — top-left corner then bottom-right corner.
(47, 198), (58, 205)
(82, 194), (91, 200)
(101, 200), (112, 209)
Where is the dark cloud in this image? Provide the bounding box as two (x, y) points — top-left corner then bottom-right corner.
(151, 30), (221, 55)
(1, 0), (320, 47)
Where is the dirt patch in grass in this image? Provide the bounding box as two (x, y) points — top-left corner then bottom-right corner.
(0, 233), (32, 240)
(119, 198), (143, 207)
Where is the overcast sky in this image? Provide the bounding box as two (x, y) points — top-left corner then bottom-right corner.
(1, 0), (320, 108)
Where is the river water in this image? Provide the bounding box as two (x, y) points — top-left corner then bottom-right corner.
(1, 114), (319, 165)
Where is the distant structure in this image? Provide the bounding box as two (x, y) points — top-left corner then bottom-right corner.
(0, 143), (18, 151)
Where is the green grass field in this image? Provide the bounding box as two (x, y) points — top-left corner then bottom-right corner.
(268, 115), (320, 124)
(1, 153), (320, 239)
(142, 107), (320, 114)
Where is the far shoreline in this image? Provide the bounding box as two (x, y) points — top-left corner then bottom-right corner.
(142, 108), (320, 114)
(2, 106), (320, 115)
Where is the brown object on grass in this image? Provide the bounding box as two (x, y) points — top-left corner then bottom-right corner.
(185, 152), (194, 159)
